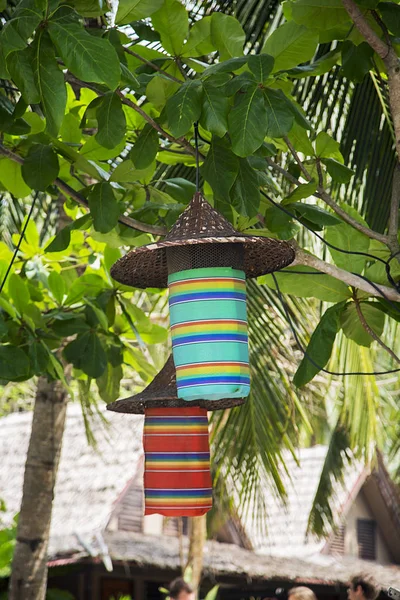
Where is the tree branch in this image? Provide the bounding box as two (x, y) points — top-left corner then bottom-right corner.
(0, 144), (167, 236)
(284, 136), (312, 181)
(388, 163), (400, 258)
(123, 46), (183, 83)
(341, 0), (389, 59)
(353, 292), (400, 364)
(266, 159), (388, 244)
(294, 249), (400, 302)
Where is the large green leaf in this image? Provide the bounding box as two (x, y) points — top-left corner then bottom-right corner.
(0, 345), (30, 382)
(264, 88), (295, 138)
(130, 123), (159, 169)
(88, 182), (121, 233)
(33, 31), (67, 137)
(261, 266), (351, 302)
(200, 81), (230, 137)
(340, 302), (385, 347)
(341, 41), (373, 83)
(210, 12), (245, 61)
(21, 144), (59, 191)
(291, 202), (342, 227)
(0, 0), (43, 58)
(182, 16), (214, 57)
(95, 92), (126, 149)
(322, 158), (354, 184)
(48, 7), (120, 90)
(291, 0), (350, 30)
(262, 21), (319, 73)
(63, 331), (107, 378)
(230, 158), (260, 218)
(7, 46), (40, 104)
(0, 158), (31, 197)
(8, 274), (30, 316)
(228, 85), (267, 157)
(96, 363), (123, 403)
(293, 302), (345, 387)
(324, 219), (369, 273)
(379, 2), (400, 36)
(151, 0), (188, 55)
(166, 80), (203, 137)
(248, 54), (274, 83)
(116, 0), (163, 25)
(202, 136), (238, 200)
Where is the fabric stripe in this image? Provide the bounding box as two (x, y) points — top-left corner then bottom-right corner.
(143, 407), (212, 517)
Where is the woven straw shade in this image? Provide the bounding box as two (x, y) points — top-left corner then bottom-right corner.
(106, 356), (246, 414)
(110, 193), (295, 288)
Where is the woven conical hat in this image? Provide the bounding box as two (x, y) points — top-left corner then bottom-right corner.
(106, 356), (246, 414)
(111, 193), (295, 289)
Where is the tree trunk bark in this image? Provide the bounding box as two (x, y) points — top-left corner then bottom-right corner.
(8, 377), (68, 600)
(186, 515), (207, 598)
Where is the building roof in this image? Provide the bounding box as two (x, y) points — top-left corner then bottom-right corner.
(1, 406), (400, 589)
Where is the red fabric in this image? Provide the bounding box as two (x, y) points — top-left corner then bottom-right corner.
(143, 407), (213, 516)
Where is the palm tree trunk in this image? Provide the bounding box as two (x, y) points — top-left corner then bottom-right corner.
(187, 515), (207, 598)
(8, 377), (68, 600)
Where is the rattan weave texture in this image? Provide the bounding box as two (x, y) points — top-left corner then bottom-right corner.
(106, 356), (246, 414)
(111, 193), (295, 288)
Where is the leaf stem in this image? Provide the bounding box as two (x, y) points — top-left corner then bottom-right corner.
(123, 46), (183, 83)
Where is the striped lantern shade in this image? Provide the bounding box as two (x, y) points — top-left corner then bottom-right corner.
(168, 267), (251, 402)
(143, 407), (212, 516)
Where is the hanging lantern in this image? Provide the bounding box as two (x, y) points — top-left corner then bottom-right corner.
(109, 192), (295, 516)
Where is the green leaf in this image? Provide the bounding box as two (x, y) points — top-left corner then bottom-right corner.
(8, 274), (30, 315)
(33, 31), (67, 137)
(151, 0), (188, 55)
(291, 0), (350, 30)
(341, 41), (373, 83)
(28, 341), (49, 376)
(230, 158), (260, 218)
(166, 80), (203, 137)
(96, 363), (123, 403)
(48, 271), (67, 304)
(324, 212), (370, 273)
(228, 85), (267, 157)
(314, 132), (343, 160)
(0, 0), (43, 58)
(7, 46), (40, 104)
(88, 182), (120, 233)
(0, 345), (30, 382)
(291, 202), (342, 227)
(379, 2), (400, 36)
(163, 178), (196, 202)
(262, 21), (319, 73)
(130, 123), (159, 169)
(322, 158), (354, 184)
(116, 0), (163, 25)
(264, 205), (300, 239)
(293, 302), (345, 387)
(48, 6), (120, 89)
(202, 56), (248, 77)
(45, 214), (93, 253)
(263, 88), (295, 138)
(200, 82), (230, 137)
(95, 92), (126, 149)
(183, 16), (214, 57)
(0, 158), (31, 198)
(340, 302), (385, 347)
(248, 54), (275, 82)
(282, 180), (318, 204)
(202, 136), (238, 200)
(261, 265), (351, 302)
(21, 144), (59, 191)
(63, 331), (107, 378)
(210, 12), (245, 61)
(110, 159), (155, 183)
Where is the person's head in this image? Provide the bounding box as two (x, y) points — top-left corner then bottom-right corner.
(169, 577), (195, 600)
(289, 587), (318, 600)
(348, 576), (379, 600)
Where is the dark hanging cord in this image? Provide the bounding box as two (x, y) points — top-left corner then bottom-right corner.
(194, 122), (200, 193)
(0, 192), (39, 294)
(271, 272), (400, 377)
